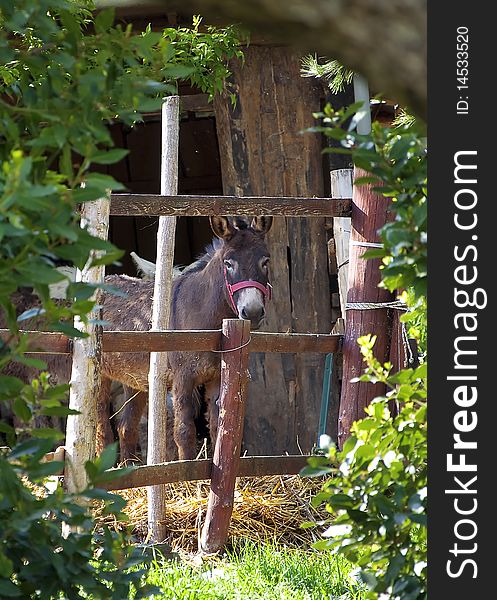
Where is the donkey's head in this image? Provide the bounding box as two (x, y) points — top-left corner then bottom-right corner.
(210, 216), (273, 330)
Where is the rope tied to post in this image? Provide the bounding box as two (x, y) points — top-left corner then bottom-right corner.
(350, 240), (384, 248)
(345, 300), (407, 311)
(210, 336), (252, 353)
(345, 300), (416, 367)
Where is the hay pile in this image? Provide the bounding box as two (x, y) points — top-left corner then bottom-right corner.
(96, 475), (328, 552)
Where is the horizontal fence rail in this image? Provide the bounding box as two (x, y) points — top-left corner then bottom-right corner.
(1, 329), (342, 354)
(110, 194), (352, 217)
(100, 455), (311, 491)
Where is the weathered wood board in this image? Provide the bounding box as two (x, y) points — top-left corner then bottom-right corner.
(214, 46), (333, 455)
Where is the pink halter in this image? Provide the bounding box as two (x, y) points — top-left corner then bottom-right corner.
(223, 267), (272, 316)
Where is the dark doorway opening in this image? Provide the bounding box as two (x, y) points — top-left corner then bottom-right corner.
(104, 105), (223, 275)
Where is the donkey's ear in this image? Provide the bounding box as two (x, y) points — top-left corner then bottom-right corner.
(251, 216), (273, 236)
(210, 216), (236, 240)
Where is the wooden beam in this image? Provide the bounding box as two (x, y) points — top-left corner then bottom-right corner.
(105, 330), (342, 354)
(100, 455), (311, 491)
(64, 196), (110, 494)
(104, 330), (221, 352)
(1, 329), (342, 354)
(200, 319), (251, 553)
(110, 193), (352, 217)
(0, 330), (70, 353)
(250, 332), (341, 354)
(338, 168), (394, 449)
(330, 169), (353, 319)
(147, 96), (180, 543)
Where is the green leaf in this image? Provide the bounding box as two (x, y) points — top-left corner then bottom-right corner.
(13, 397), (32, 422)
(96, 442), (118, 472)
(137, 97), (164, 112)
(0, 549), (14, 578)
(0, 578), (22, 597)
(94, 8), (115, 33)
(312, 539), (333, 551)
(49, 322), (88, 338)
(16, 262), (67, 285)
(299, 464), (333, 478)
(39, 406), (80, 417)
(71, 186), (108, 204)
(162, 64), (197, 78)
(9, 438), (52, 460)
(60, 144), (74, 180)
(31, 428), (65, 441)
(328, 493), (355, 510)
(15, 355), (47, 370)
(0, 376), (24, 395)
(359, 570), (378, 590)
(27, 461), (64, 479)
(84, 173), (125, 192)
(90, 148), (129, 165)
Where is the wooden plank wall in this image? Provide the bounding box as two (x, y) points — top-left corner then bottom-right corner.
(214, 46), (333, 455)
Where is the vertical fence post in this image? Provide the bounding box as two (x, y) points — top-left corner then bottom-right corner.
(337, 168), (394, 449)
(64, 195), (110, 493)
(330, 169), (353, 319)
(147, 96), (180, 542)
(200, 318), (251, 554)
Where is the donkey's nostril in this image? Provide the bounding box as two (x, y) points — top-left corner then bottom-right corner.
(240, 305), (264, 323)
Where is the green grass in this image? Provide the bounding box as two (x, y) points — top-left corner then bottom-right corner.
(144, 540), (366, 600)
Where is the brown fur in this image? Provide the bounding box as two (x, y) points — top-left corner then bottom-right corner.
(98, 216), (273, 460)
(2, 217), (273, 462)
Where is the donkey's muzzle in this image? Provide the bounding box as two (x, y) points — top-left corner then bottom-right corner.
(240, 305), (265, 330)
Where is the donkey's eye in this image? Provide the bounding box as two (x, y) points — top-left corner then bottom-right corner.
(261, 257), (270, 271)
(224, 260), (234, 270)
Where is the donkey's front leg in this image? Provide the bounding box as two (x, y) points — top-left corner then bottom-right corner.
(172, 377), (197, 460)
(96, 376), (114, 456)
(204, 379), (220, 452)
(116, 387), (147, 464)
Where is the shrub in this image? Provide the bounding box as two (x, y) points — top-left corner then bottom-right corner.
(304, 336), (427, 598)
(304, 98), (427, 598)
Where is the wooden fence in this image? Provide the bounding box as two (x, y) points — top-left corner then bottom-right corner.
(1, 329), (341, 355)
(2, 95), (351, 551)
(2, 321), (342, 551)
(1, 189), (346, 551)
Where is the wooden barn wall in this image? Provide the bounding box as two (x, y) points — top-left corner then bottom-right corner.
(214, 46), (333, 455)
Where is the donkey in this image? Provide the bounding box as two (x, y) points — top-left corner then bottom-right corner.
(2, 216), (273, 461)
(98, 215), (273, 460)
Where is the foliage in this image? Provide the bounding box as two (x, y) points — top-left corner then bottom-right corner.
(311, 103), (427, 303)
(303, 336), (427, 599)
(0, 1), (244, 596)
(0, 1), (245, 344)
(161, 15), (246, 103)
(301, 55), (354, 94)
(391, 109), (417, 129)
(0, 443), (159, 599)
(302, 86), (428, 597)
